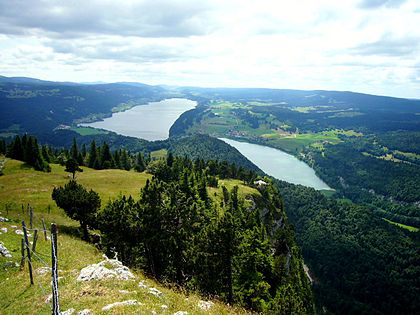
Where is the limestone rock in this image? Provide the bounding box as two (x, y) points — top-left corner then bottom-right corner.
(102, 300), (139, 311)
(198, 300), (213, 310)
(148, 287), (163, 297)
(0, 242), (12, 258)
(77, 257), (134, 281)
(61, 308), (75, 315)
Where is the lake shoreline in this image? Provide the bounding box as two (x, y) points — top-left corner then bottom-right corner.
(220, 137), (333, 191)
(80, 98), (197, 141)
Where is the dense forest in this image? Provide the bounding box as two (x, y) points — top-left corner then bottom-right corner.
(304, 135), (420, 227)
(276, 180), (420, 315)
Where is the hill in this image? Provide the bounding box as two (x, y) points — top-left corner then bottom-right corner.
(0, 76), (169, 138)
(0, 158), (313, 314)
(0, 159), (253, 314)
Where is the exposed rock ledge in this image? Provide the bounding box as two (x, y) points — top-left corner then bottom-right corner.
(77, 256), (135, 281)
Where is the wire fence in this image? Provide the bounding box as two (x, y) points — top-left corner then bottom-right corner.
(19, 216), (59, 314)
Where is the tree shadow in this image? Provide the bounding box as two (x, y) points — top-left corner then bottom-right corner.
(58, 225), (82, 239)
(19, 163), (33, 170)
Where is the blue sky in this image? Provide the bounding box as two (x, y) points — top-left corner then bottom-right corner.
(0, 0), (419, 98)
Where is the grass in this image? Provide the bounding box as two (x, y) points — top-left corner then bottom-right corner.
(150, 149), (167, 160)
(0, 159), (151, 214)
(383, 218), (419, 232)
(0, 159), (253, 315)
(70, 127), (109, 136)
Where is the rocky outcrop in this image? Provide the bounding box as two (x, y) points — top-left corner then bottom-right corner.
(77, 256), (134, 282)
(0, 242), (12, 258)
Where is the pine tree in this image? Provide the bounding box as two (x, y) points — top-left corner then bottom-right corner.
(100, 142), (113, 169)
(134, 152), (146, 172)
(70, 138), (79, 160)
(88, 140), (98, 169)
(0, 139), (6, 155)
(8, 135), (23, 160)
(65, 158), (83, 179)
(120, 149), (131, 170)
(52, 180), (101, 240)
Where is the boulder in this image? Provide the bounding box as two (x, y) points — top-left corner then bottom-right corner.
(0, 242), (12, 258)
(77, 257), (134, 281)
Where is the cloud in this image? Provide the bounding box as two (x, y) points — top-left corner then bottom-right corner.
(352, 36), (420, 56)
(0, 0), (419, 98)
(0, 0), (215, 38)
(45, 36), (199, 63)
(358, 0), (407, 9)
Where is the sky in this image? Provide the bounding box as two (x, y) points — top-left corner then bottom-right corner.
(0, 0), (419, 98)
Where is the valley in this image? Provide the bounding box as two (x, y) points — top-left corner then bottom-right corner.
(1, 76), (419, 315)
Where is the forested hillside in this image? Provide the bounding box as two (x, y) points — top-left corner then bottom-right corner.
(0, 76), (168, 136)
(276, 180), (419, 315)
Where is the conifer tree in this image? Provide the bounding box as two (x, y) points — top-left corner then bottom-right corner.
(100, 142), (113, 169)
(134, 152), (146, 172)
(52, 180), (100, 240)
(88, 140), (98, 168)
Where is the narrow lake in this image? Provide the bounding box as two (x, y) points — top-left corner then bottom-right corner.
(220, 138), (332, 190)
(81, 98), (196, 141)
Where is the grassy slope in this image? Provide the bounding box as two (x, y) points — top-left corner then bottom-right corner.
(0, 160), (252, 315)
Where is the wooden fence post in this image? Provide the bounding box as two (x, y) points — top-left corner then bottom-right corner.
(32, 229), (38, 252)
(20, 238), (25, 270)
(22, 220), (34, 285)
(29, 207), (33, 229)
(51, 223), (60, 315)
(42, 218), (48, 241)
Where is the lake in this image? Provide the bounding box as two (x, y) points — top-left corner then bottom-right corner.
(81, 98), (197, 141)
(220, 138), (332, 190)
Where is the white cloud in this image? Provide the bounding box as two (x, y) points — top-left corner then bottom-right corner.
(0, 0), (419, 98)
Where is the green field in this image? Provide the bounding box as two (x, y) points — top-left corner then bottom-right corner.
(70, 126), (109, 136)
(188, 100), (365, 154)
(383, 218), (419, 232)
(150, 149), (168, 160)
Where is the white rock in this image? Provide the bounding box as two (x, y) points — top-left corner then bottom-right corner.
(0, 227), (7, 233)
(149, 287), (163, 297)
(61, 309), (75, 315)
(198, 300), (213, 310)
(15, 230), (24, 235)
(11, 225), (17, 229)
(151, 311), (157, 315)
(45, 294), (52, 304)
(0, 242), (12, 258)
(173, 312), (188, 315)
(119, 290), (130, 294)
(78, 309), (92, 315)
(138, 280), (148, 288)
(161, 305), (168, 310)
(102, 300), (139, 311)
(77, 258), (134, 281)
(0, 217), (9, 222)
(36, 267), (51, 275)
